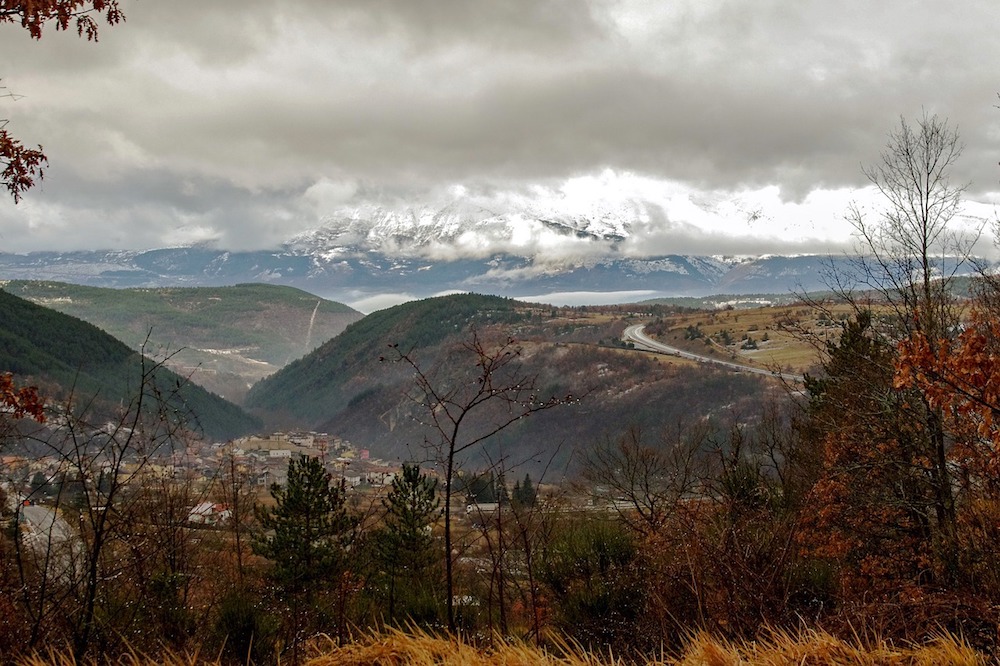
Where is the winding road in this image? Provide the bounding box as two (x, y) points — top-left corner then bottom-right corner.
(18, 503), (79, 580)
(21, 504), (75, 545)
(622, 324), (803, 384)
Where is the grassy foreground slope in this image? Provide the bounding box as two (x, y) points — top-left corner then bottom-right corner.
(0, 290), (260, 440)
(14, 628), (987, 665)
(0, 281), (362, 402)
(309, 629), (986, 665)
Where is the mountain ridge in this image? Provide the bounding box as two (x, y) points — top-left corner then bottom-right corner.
(243, 293), (778, 471)
(0, 196), (846, 302)
(0, 281), (363, 403)
(0, 248), (846, 306)
(1, 197), (976, 305)
(0, 290), (261, 440)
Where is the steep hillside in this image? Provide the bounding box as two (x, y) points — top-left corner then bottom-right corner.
(246, 294), (783, 473)
(0, 281), (362, 403)
(0, 290), (260, 440)
(245, 293), (529, 424)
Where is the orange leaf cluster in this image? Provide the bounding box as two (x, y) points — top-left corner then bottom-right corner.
(2, 2), (125, 201)
(896, 309), (1000, 471)
(0, 0), (124, 40)
(0, 372), (45, 422)
(799, 425), (933, 596)
(0, 128), (47, 202)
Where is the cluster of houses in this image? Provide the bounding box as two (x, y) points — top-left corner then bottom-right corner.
(1, 430), (408, 528)
(216, 431), (400, 489)
(187, 431), (405, 525)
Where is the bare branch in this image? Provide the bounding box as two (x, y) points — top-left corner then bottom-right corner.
(383, 327), (576, 632)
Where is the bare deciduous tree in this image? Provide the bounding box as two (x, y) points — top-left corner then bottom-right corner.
(828, 112), (977, 582)
(846, 112), (976, 338)
(11, 351), (197, 659)
(385, 329), (576, 632)
(581, 423), (707, 536)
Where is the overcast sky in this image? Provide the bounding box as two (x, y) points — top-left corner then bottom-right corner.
(1, 0), (999, 257)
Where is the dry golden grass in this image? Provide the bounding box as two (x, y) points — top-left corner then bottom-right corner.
(674, 628), (988, 666)
(302, 627), (990, 666)
(13, 629), (991, 665)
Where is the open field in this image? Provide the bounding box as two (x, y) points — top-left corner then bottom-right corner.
(506, 299), (855, 375)
(643, 302), (862, 375)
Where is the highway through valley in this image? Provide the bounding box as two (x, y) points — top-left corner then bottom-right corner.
(622, 324), (802, 384)
(18, 503), (79, 580)
(21, 504), (75, 545)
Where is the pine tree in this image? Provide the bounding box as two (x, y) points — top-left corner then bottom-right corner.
(513, 473), (537, 507)
(371, 464), (442, 623)
(254, 456), (354, 594)
(253, 456), (356, 657)
(798, 313), (939, 594)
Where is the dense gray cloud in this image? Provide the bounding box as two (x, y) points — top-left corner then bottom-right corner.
(1, 0), (998, 255)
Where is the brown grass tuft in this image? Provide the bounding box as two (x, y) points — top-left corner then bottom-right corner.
(304, 627), (990, 666)
(668, 627), (988, 666)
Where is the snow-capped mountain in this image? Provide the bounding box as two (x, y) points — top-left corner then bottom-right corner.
(0, 195), (852, 308)
(288, 191), (640, 262)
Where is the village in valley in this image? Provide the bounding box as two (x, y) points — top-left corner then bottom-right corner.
(5, 430), (408, 525)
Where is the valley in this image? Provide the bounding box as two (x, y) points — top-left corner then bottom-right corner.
(0, 283), (825, 473)
(2, 1), (995, 660)
(0, 281), (363, 402)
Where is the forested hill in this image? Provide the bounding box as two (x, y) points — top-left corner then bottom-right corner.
(0, 290), (261, 440)
(245, 293), (528, 425)
(0, 281), (363, 402)
(244, 292), (777, 471)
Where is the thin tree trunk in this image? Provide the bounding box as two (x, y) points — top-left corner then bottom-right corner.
(445, 452), (456, 632)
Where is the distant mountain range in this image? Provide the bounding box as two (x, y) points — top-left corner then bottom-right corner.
(0, 198), (978, 305)
(0, 248), (848, 305)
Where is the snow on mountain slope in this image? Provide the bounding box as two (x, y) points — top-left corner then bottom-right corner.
(0, 185), (855, 304)
(288, 190), (647, 262)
